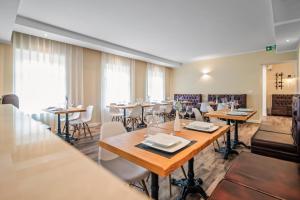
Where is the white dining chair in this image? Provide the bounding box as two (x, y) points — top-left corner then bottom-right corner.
(207, 105), (227, 150)
(99, 122), (149, 196)
(162, 104), (174, 122)
(127, 105), (142, 130)
(62, 105), (83, 133)
(200, 102), (209, 113)
(217, 103), (228, 111)
(109, 104), (123, 122)
(192, 108), (203, 121)
(70, 105), (94, 139)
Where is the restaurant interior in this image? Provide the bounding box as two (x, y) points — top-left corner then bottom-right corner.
(0, 1), (299, 200)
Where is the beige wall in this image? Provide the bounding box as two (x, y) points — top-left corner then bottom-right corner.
(0, 43), (13, 95)
(266, 62), (297, 114)
(83, 48), (102, 123)
(172, 51), (298, 121)
(135, 60), (147, 99)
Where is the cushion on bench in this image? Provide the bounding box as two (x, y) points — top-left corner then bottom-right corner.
(224, 152), (300, 200)
(252, 130), (296, 153)
(209, 179), (279, 200)
(259, 123), (291, 135)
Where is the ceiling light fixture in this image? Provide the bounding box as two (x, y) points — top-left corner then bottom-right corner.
(286, 39), (290, 43)
(43, 33), (48, 37)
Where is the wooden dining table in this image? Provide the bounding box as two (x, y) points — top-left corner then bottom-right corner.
(205, 110), (256, 157)
(99, 121), (230, 200)
(44, 107), (86, 143)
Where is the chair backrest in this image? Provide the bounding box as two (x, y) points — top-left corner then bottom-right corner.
(292, 96), (300, 150)
(72, 105), (83, 119)
(200, 102), (208, 113)
(109, 105), (120, 114)
(207, 105), (214, 112)
(152, 104), (161, 113)
(192, 108), (203, 121)
(165, 104), (173, 113)
(99, 122), (127, 161)
(2, 94), (19, 108)
(129, 105), (142, 118)
(217, 103), (228, 111)
(81, 105), (94, 122)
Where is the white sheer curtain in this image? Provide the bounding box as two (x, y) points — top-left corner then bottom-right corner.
(146, 63), (165, 102)
(13, 32), (83, 126)
(101, 53), (135, 122)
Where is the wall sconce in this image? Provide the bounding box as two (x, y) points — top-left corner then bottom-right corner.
(201, 69), (211, 80)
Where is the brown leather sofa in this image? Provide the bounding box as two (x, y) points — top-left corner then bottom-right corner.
(173, 94), (202, 107)
(209, 152), (300, 200)
(251, 96), (300, 163)
(208, 94), (247, 108)
(271, 94), (295, 116)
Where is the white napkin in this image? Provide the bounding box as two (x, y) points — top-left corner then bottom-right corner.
(188, 121), (214, 130)
(145, 133), (181, 147)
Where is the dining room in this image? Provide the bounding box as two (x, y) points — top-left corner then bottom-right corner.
(1, 1), (300, 200)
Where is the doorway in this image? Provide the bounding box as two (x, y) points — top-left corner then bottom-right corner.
(262, 61), (298, 117)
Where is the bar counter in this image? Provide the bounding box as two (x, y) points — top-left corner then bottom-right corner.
(0, 105), (147, 200)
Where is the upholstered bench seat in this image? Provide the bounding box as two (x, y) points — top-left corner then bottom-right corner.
(209, 179), (279, 200)
(259, 123), (291, 134)
(252, 130), (296, 153)
(224, 152), (300, 200)
(251, 130), (299, 162)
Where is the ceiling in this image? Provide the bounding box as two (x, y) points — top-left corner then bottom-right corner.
(272, 0), (300, 52)
(0, 0), (20, 42)
(0, 0), (299, 67)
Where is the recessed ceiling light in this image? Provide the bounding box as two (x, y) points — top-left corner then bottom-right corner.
(286, 39), (290, 43)
(43, 33), (48, 37)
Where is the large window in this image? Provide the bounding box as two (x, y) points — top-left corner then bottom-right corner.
(101, 53), (134, 122)
(14, 49), (66, 114)
(13, 32), (84, 114)
(146, 63), (165, 102)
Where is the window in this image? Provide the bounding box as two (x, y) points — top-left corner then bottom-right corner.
(146, 63), (165, 101)
(101, 53), (134, 122)
(14, 49), (66, 114)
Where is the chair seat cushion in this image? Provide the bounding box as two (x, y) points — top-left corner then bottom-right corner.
(224, 152), (300, 200)
(252, 130), (296, 153)
(100, 157), (149, 183)
(209, 179), (278, 200)
(259, 123), (291, 134)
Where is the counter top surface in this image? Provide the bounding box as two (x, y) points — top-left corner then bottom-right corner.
(0, 105), (147, 200)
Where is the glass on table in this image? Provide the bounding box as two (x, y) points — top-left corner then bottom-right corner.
(144, 114), (155, 137)
(186, 106), (193, 119)
(179, 107), (186, 119)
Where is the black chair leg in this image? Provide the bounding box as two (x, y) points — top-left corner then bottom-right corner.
(141, 180), (149, 197)
(85, 123), (93, 139)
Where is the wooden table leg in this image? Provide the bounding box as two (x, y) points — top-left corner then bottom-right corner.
(151, 172), (159, 200)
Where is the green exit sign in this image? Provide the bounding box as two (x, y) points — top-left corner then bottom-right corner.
(266, 44), (276, 52)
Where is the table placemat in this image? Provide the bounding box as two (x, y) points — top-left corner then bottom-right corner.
(183, 126), (219, 133)
(135, 140), (197, 159)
